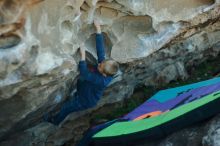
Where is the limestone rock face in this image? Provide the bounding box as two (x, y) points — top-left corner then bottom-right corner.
(0, 0), (220, 145)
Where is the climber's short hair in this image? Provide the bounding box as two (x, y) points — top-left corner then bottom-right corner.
(102, 59), (119, 77)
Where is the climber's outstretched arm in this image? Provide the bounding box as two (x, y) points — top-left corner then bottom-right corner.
(94, 20), (105, 63)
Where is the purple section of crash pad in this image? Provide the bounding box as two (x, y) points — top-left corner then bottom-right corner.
(160, 83), (220, 111)
(184, 84), (220, 103)
(122, 99), (162, 120)
(123, 82), (220, 121)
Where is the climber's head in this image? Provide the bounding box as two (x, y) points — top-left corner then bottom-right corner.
(98, 59), (119, 77)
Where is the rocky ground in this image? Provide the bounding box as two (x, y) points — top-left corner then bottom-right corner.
(92, 52), (220, 122)
(89, 52), (220, 146)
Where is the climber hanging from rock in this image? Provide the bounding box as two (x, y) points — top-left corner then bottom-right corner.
(43, 20), (119, 125)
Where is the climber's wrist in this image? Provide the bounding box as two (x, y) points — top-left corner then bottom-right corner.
(79, 44), (86, 61)
(96, 27), (101, 34)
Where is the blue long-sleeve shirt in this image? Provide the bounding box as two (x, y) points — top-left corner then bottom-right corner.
(77, 33), (113, 108)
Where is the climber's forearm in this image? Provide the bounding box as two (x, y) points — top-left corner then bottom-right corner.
(79, 44), (86, 61)
(94, 20), (101, 34)
(96, 26), (101, 34)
